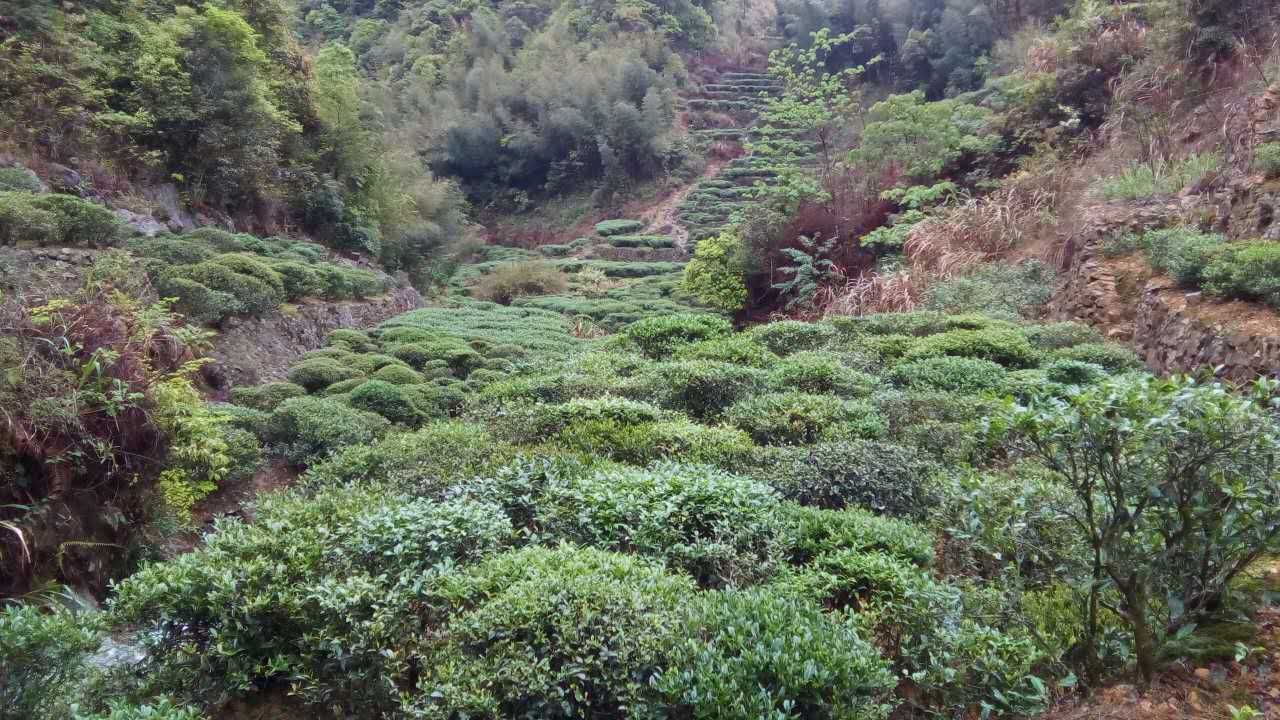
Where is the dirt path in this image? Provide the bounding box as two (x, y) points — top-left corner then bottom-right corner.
(639, 158), (729, 251)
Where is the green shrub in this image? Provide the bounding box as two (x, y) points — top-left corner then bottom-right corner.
(532, 462), (787, 586)
(651, 588), (894, 720)
(1253, 141), (1280, 178)
(348, 380), (421, 424)
(1141, 228), (1225, 285)
(0, 166), (41, 192)
(1051, 342), (1142, 372)
(888, 356), (1009, 394)
(370, 363), (423, 385)
(674, 334), (778, 367)
(127, 236), (216, 265)
(77, 698), (204, 720)
(624, 360), (764, 418)
(782, 503), (934, 566)
(263, 396), (389, 464)
(1022, 322), (1102, 350)
(111, 487), (511, 712)
(410, 545), (692, 719)
(623, 313), (732, 359)
(269, 259), (322, 300)
(902, 327), (1039, 368)
(554, 417), (757, 468)
(229, 381), (307, 411)
(401, 383), (465, 418)
(681, 229), (749, 311)
(32, 193), (124, 247)
(1202, 241), (1280, 306)
(767, 352), (877, 396)
(153, 274), (240, 324)
(594, 218), (645, 236)
(767, 440), (939, 518)
(305, 422), (516, 494)
(922, 262), (1053, 319)
(287, 357), (364, 392)
(185, 227), (248, 252)
(388, 339), (481, 374)
(726, 392), (884, 445)
(345, 353), (407, 374)
(1094, 152), (1221, 200)
(1043, 359), (1108, 386)
(326, 329), (375, 352)
(180, 259), (282, 317)
(322, 377), (366, 396)
(0, 605), (103, 718)
(747, 320), (838, 355)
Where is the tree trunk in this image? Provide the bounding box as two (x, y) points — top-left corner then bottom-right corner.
(1126, 583), (1157, 687)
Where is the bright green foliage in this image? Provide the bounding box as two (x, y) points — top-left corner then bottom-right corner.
(1094, 153), (1221, 200)
(997, 375), (1280, 685)
(531, 462), (788, 586)
(262, 396), (389, 464)
(112, 486), (513, 712)
(623, 313), (733, 359)
(748, 320), (838, 355)
(1110, 228), (1226, 286)
(674, 334), (779, 367)
(725, 392), (885, 445)
(287, 357), (364, 392)
(0, 605), (103, 718)
(853, 91), (998, 184)
(682, 229), (750, 312)
(783, 504), (935, 566)
(767, 351), (877, 396)
(902, 327), (1040, 368)
(624, 360), (764, 418)
(77, 698), (204, 720)
(1051, 342), (1143, 372)
(0, 191), (124, 247)
(595, 219), (645, 236)
(553, 416), (757, 467)
(922, 262), (1055, 320)
(348, 380), (421, 425)
(768, 440), (939, 518)
(411, 545), (693, 719)
(888, 356), (1009, 395)
(370, 364), (423, 385)
(1202, 241), (1280, 307)
(1254, 142), (1280, 178)
(651, 588), (894, 719)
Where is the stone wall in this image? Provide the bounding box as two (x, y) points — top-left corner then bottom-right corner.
(204, 286), (423, 390)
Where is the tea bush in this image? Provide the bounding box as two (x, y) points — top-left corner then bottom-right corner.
(673, 334), (779, 367)
(1051, 342), (1143, 372)
(410, 545), (692, 719)
(624, 360), (764, 418)
(888, 356), (1009, 395)
(0, 191), (124, 247)
(768, 440), (940, 518)
(1255, 141), (1280, 178)
(287, 357), (364, 392)
(0, 166), (41, 192)
(0, 605), (104, 718)
(766, 352), (877, 396)
(623, 314), (733, 359)
(902, 327), (1040, 368)
(726, 392), (884, 445)
(347, 380), (420, 425)
(747, 320), (839, 355)
(1202, 241), (1280, 307)
(594, 219), (645, 236)
(650, 588), (894, 719)
(229, 382), (307, 412)
(262, 396), (390, 464)
(783, 504), (935, 566)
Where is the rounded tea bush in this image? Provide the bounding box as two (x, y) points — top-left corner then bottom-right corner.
(725, 392), (884, 445)
(229, 381), (307, 412)
(768, 439), (940, 518)
(287, 357), (364, 392)
(348, 380), (421, 425)
(674, 334), (779, 368)
(888, 356), (1008, 395)
(1050, 342), (1142, 372)
(767, 352), (878, 397)
(410, 545), (693, 719)
(623, 360), (764, 418)
(263, 396), (389, 464)
(623, 314), (733, 359)
(747, 320), (839, 355)
(901, 327), (1039, 368)
(370, 364), (423, 385)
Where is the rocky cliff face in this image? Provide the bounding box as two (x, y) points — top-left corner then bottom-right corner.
(204, 287), (423, 391)
(1050, 197), (1280, 382)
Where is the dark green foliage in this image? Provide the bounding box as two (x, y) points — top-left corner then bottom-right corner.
(623, 313), (733, 359)
(1202, 242), (1280, 307)
(1023, 322), (1102, 350)
(410, 546), (693, 719)
(0, 191), (123, 247)
(263, 396), (389, 464)
(783, 504), (935, 566)
(554, 417), (758, 468)
(674, 334), (779, 367)
(889, 356), (1009, 395)
(747, 320), (839, 355)
(651, 588), (894, 719)
(1255, 141), (1280, 178)
(725, 392), (885, 445)
(594, 219), (645, 236)
(768, 440), (940, 518)
(767, 352), (877, 397)
(229, 381), (306, 412)
(0, 605), (103, 718)
(348, 380), (420, 425)
(287, 357), (364, 392)
(1051, 343), (1143, 372)
(624, 360), (764, 418)
(923, 262), (1054, 319)
(370, 364), (423, 385)
(0, 166), (41, 192)
(902, 327), (1040, 368)
(111, 486), (512, 712)
(530, 462), (788, 586)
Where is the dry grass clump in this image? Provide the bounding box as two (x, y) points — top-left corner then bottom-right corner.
(471, 261), (570, 305)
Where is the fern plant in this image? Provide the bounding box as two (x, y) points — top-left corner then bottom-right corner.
(773, 235), (839, 310)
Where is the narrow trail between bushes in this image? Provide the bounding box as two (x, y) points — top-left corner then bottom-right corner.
(640, 159), (729, 251)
